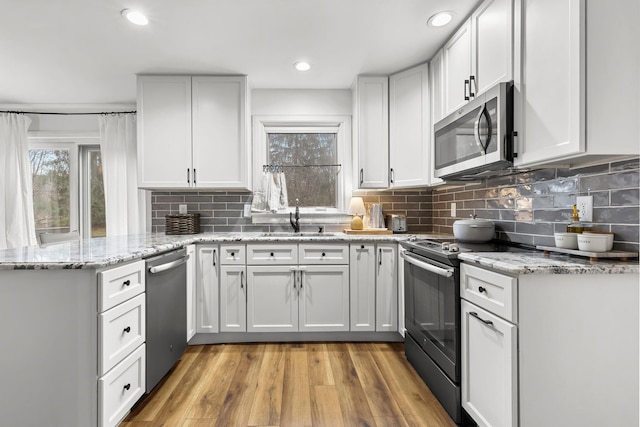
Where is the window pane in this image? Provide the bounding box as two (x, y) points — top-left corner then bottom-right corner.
(89, 150), (106, 237)
(29, 149), (71, 233)
(267, 133), (337, 208)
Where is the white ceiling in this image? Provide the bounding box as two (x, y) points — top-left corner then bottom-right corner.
(0, 0), (478, 105)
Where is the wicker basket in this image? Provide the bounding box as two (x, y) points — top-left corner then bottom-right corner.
(165, 213), (200, 235)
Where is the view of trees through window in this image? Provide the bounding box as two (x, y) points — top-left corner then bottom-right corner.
(29, 146), (106, 237)
(267, 132), (338, 208)
(30, 149), (72, 233)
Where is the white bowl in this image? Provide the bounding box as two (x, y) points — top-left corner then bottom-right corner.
(577, 234), (610, 252)
(554, 232), (578, 249)
(582, 231), (614, 251)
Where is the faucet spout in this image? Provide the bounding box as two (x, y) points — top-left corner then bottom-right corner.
(289, 198), (300, 232)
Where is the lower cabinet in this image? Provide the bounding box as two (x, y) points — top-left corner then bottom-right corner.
(219, 244), (247, 332)
(196, 244), (219, 333)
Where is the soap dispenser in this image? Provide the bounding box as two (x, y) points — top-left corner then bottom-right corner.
(566, 204), (584, 233)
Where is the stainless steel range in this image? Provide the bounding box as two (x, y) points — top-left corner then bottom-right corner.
(400, 237), (532, 424)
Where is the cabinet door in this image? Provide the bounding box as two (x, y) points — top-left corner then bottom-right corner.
(349, 244), (375, 331)
(376, 244), (397, 332)
(192, 76), (250, 189)
(353, 76), (389, 189)
(389, 63), (431, 188)
(186, 244), (196, 340)
(137, 75), (192, 188)
(196, 245), (219, 334)
(461, 300), (517, 427)
(247, 266), (298, 332)
(219, 265), (246, 332)
(471, 0), (513, 97)
(513, 0), (585, 166)
(443, 21), (472, 116)
(299, 265), (350, 332)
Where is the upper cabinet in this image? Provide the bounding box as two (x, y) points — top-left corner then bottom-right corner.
(137, 75), (251, 189)
(442, 0), (514, 117)
(352, 76), (389, 189)
(513, 0), (640, 167)
(389, 63), (432, 188)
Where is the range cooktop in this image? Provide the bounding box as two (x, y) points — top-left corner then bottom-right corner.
(401, 236), (536, 261)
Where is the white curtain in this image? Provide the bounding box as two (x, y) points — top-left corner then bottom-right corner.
(99, 113), (142, 236)
(0, 113), (37, 249)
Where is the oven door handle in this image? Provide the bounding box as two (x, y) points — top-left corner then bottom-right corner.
(400, 252), (454, 278)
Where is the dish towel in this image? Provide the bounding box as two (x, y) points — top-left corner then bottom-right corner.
(251, 171), (289, 212)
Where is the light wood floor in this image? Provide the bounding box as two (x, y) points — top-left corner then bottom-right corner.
(122, 342), (457, 427)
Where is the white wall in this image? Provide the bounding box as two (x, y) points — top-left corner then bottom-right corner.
(251, 89), (352, 116)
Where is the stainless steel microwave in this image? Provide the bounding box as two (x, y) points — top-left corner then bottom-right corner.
(434, 81), (513, 180)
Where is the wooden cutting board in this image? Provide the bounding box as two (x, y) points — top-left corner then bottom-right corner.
(343, 228), (393, 235)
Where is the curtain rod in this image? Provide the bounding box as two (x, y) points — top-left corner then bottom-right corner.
(0, 110), (136, 116)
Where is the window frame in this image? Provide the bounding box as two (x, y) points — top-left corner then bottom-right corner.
(28, 132), (102, 239)
(252, 115), (353, 215)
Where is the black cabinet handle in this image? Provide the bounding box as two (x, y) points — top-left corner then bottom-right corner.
(390, 168), (394, 184)
(231, 252), (235, 257)
(478, 286), (486, 293)
(361, 244), (365, 249)
(360, 168), (364, 185)
(469, 75), (476, 98)
(270, 252), (274, 257)
(464, 79), (470, 101)
(213, 249), (216, 266)
(193, 168), (196, 184)
(321, 252), (326, 257)
(122, 280), (130, 287)
(379, 248), (382, 265)
(470, 311), (494, 327)
(123, 326), (131, 334)
(123, 383), (131, 391)
(187, 168), (190, 184)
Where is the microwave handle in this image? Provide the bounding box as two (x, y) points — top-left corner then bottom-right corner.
(473, 104), (492, 153)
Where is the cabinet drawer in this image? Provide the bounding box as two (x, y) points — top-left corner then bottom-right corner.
(99, 344), (145, 427)
(99, 294), (146, 376)
(219, 244), (245, 265)
(98, 260), (145, 312)
(299, 244), (349, 264)
(461, 263), (517, 322)
(247, 244), (298, 265)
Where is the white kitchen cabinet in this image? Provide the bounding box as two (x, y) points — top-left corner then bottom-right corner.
(460, 261), (639, 427)
(428, 54), (445, 187)
(352, 75), (389, 189)
(137, 75), (250, 189)
(299, 265), (350, 331)
(219, 265), (247, 332)
(389, 63), (432, 188)
(375, 243), (397, 332)
(247, 243), (350, 333)
(186, 244), (196, 341)
(349, 244), (376, 331)
(443, 20), (472, 115)
(247, 265), (298, 332)
(195, 244), (219, 334)
(461, 300), (517, 427)
(442, 0), (513, 117)
(513, 0), (639, 167)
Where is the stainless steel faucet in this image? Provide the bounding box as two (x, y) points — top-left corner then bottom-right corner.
(289, 198), (300, 233)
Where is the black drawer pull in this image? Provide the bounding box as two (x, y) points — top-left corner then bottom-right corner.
(231, 252), (235, 257)
(123, 280), (130, 287)
(270, 252), (274, 257)
(470, 311), (494, 328)
(123, 326), (131, 333)
(478, 286), (486, 293)
(321, 252), (326, 257)
(123, 383), (131, 391)
(361, 245), (365, 249)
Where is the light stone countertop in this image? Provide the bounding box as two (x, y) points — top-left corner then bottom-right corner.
(458, 251), (639, 275)
(0, 232), (438, 270)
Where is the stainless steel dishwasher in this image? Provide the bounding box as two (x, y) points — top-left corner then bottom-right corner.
(145, 247), (189, 393)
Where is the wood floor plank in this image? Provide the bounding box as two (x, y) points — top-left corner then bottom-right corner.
(367, 343), (456, 427)
(307, 342), (335, 386)
(247, 343), (286, 426)
(145, 346), (224, 426)
(310, 385), (345, 427)
(326, 343), (377, 427)
(185, 344), (244, 420)
(347, 342), (404, 419)
(374, 416), (411, 427)
(280, 344), (313, 427)
(213, 343), (265, 427)
(125, 345), (204, 422)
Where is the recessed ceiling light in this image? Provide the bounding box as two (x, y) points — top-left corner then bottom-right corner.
(121, 9), (149, 26)
(294, 61), (311, 72)
(427, 11), (453, 27)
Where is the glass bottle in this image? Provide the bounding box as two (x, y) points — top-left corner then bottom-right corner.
(566, 204), (584, 233)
